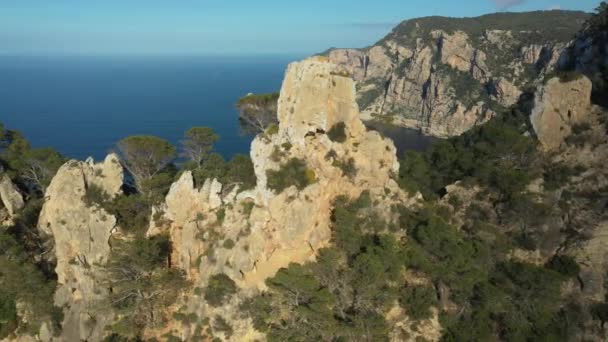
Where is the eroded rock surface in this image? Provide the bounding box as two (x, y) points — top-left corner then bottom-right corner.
(530, 76), (593, 151)
(37, 154), (123, 342)
(326, 12), (587, 137)
(147, 57), (419, 341)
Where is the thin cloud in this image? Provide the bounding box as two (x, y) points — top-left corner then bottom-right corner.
(491, 0), (527, 10)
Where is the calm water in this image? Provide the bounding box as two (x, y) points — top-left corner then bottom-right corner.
(0, 55), (434, 161)
(0, 55), (297, 160)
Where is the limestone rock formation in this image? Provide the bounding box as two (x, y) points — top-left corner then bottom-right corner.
(0, 175), (24, 223)
(326, 11), (588, 137)
(530, 76), (593, 151)
(147, 57), (418, 341)
(37, 154), (123, 342)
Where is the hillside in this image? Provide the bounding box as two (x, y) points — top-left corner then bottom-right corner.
(326, 10), (589, 137)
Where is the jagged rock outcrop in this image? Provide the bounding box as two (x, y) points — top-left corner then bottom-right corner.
(530, 76), (593, 151)
(147, 57), (419, 341)
(0, 175), (24, 224)
(37, 154), (123, 342)
(326, 11), (589, 137)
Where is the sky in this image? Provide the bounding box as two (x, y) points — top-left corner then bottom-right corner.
(0, 0), (601, 56)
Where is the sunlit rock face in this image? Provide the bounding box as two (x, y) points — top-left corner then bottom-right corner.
(147, 57), (417, 340)
(530, 76), (593, 151)
(38, 154), (123, 342)
(326, 12), (588, 138)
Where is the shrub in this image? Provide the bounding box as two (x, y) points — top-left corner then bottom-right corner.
(333, 158), (357, 179)
(399, 285), (437, 320)
(215, 209), (226, 226)
(104, 235), (188, 337)
(104, 194), (151, 235)
(222, 239), (235, 249)
(83, 183), (111, 208)
(204, 274), (237, 307)
(590, 302), (608, 325)
(266, 158), (315, 192)
(546, 255), (580, 278)
(213, 316), (233, 338)
(265, 124), (279, 136)
(327, 122), (347, 143)
(116, 135), (176, 193)
(242, 201), (255, 217)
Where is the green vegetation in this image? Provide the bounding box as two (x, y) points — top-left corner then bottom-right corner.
(204, 274), (237, 307)
(333, 157), (357, 179)
(236, 92), (279, 107)
(385, 11), (588, 47)
(236, 93), (279, 134)
(266, 158), (316, 193)
(0, 231), (59, 338)
(398, 108), (537, 200)
(103, 235), (189, 338)
(116, 135), (176, 194)
(399, 285), (437, 320)
(182, 127), (219, 167)
(0, 123), (65, 193)
(0, 123), (64, 338)
(186, 152), (256, 192)
(327, 122), (347, 143)
(583, 2), (608, 40)
(244, 188), (585, 341)
(242, 193), (400, 341)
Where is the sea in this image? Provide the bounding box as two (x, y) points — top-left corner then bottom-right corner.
(0, 55), (434, 161)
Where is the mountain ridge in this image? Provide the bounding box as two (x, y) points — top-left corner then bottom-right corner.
(326, 9), (592, 137)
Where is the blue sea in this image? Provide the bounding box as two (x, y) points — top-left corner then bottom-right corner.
(0, 55), (299, 161)
(0, 55), (435, 162)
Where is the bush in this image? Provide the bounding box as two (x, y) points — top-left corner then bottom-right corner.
(104, 194), (151, 235)
(265, 124), (279, 136)
(327, 122), (347, 143)
(116, 135), (176, 193)
(222, 239), (235, 249)
(213, 316), (233, 338)
(0, 231), (59, 338)
(83, 183), (111, 207)
(266, 158), (316, 193)
(215, 208), (226, 226)
(104, 235), (188, 337)
(333, 158), (357, 179)
(204, 274), (237, 307)
(399, 285), (437, 320)
(546, 255), (580, 277)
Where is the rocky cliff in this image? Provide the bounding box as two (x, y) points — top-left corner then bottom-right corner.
(37, 155), (123, 341)
(530, 75), (594, 151)
(326, 11), (589, 137)
(145, 57), (420, 340)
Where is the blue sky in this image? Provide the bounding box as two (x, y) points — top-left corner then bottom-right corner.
(0, 0), (601, 56)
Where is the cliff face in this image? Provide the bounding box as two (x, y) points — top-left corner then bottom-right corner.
(326, 11), (589, 137)
(146, 57), (420, 340)
(37, 155), (123, 342)
(530, 75), (593, 151)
